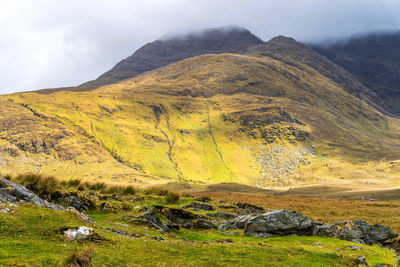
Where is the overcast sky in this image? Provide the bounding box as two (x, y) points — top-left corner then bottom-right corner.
(0, 0), (399, 94)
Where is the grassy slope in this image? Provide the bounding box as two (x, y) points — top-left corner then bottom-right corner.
(1, 53), (400, 187)
(0, 198), (396, 266)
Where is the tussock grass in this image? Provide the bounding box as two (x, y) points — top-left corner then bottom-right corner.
(143, 186), (170, 196)
(13, 173), (59, 200)
(165, 191), (180, 204)
(66, 245), (94, 267)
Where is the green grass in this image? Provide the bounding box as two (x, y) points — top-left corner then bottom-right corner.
(0, 192), (397, 267)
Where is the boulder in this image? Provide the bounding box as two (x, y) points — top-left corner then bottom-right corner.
(0, 179), (64, 211)
(230, 214), (257, 229)
(217, 214), (256, 231)
(244, 210), (313, 236)
(64, 226), (93, 240)
(136, 207), (169, 232)
(162, 207), (198, 225)
(184, 201), (215, 211)
(313, 220), (397, 245)
(217, 221), (231, 231)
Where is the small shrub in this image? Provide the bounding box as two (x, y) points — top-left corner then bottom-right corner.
(122, 185), (136, 195)
(165, 191), (180, 204)
(66, 245), (94, 267)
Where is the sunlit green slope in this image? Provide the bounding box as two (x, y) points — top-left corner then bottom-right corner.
(2, 41), (400, 187)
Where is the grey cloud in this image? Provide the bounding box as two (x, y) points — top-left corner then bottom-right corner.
(0, 0), (399, 93)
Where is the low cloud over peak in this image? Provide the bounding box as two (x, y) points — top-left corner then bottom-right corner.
(0, 0), (399, 94)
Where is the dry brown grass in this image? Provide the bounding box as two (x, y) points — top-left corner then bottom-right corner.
(193, 191), (400, 233)
(66, 245), (93, 267)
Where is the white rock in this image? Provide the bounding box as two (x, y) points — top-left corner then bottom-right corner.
(64, 226), (93, 240)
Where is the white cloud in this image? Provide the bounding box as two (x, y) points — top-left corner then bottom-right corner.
(0, 0), (399, 93)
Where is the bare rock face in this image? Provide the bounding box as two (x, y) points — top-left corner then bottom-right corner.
(313, 220), (398, 245)
(244, 210), (313, 236)
(0, 178), (64, 211)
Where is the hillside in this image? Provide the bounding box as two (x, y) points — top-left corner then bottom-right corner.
(312, 31), (400, 115)
(2, 35), (400, 189)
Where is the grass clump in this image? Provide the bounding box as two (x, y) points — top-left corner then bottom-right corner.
(13, 173), (59, 200)
(143, 186), (169, 196)
(66, 245), (94, 267)
(165, 191), (180, 204)
(123, 185), (137, 195)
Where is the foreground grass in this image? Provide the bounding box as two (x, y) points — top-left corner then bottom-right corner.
(0, 201), (396, 266)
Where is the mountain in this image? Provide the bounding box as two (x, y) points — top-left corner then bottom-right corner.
(247, 36), (391, 115)
(36, 26), (263, 94)
(312, 31), (400, 115)
(2, 30), (400, 189)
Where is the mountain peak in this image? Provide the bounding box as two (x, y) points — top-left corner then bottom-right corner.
(70, 26), (263, 91)
(160, 26), (258, 41)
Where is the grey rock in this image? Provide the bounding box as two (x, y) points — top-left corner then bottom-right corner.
(184, 201), (215, 211)
(156, 206), (198, 225)
(230, 214), (258, 229)
(244, 210), (313, 236)
(137, 207), (169, 232)
(313, 220), (397, 245)
(0, 179), (64, 211)
(355, 256), (368, 266)
(217, 221), (231, 231)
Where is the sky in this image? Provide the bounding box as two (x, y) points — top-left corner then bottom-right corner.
(0, 0), (399, 94)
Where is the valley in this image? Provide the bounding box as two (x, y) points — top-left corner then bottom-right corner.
(2, 25), (400, 266)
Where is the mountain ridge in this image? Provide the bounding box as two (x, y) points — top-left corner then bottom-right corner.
(311, 31), (400, 115)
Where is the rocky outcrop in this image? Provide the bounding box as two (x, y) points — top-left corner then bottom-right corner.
(217, 209), (397, 245)
(0, 178), (64, 211)
(244, 210), (312, 237)
(136, 206), (169, 232)
(313, 220), (398, 245)
(161, 207), (198, 225)
(184, 201), (215, 211)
